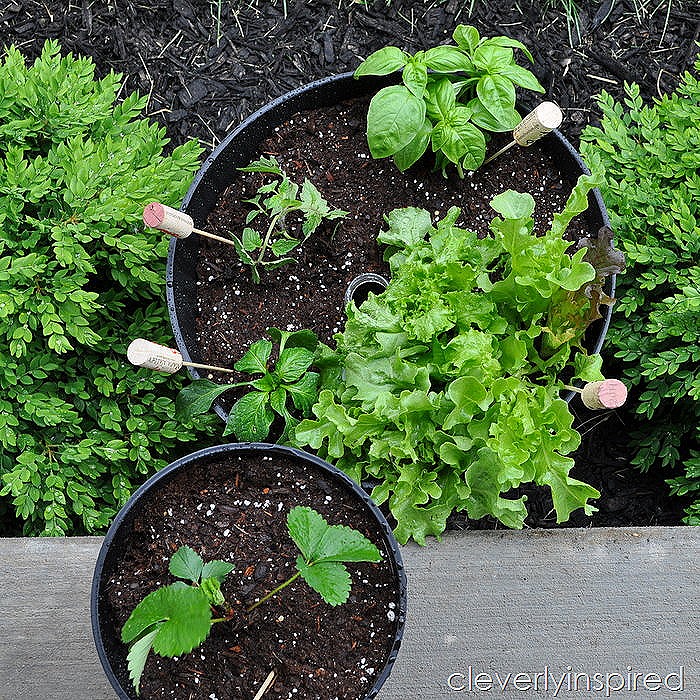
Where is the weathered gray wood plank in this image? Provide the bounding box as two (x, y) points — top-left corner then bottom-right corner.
(0, 528), (697, 700)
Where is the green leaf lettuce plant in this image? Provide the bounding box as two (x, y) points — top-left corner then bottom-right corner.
(0, 41), (218, 536)
(580, 59), (700, 524)
(354, 24), (544, 175)
(294, 173), (623, 544)
(122, 507), (381, 693)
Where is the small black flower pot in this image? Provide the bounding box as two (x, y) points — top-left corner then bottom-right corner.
(91, 442), (407, 700)
(166, 72), (614, 419)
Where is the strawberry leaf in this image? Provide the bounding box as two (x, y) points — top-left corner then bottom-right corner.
(201, 559), (235, 583)
(126, 627), (159, 695)
(287, 506), (381, 564)
(295, 557), (351, 607)
(121, 584), (212, 657)
(169, 545), (204, 583)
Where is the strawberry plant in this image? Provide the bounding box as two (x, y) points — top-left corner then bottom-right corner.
(354, 24), (544, 175)
(294, 174), (623, 544)
(122, 507), (381, 693)
(0, 41), (218, 536)
(580, 59), (700, 524)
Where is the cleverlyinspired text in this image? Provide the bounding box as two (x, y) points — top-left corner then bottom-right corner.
(447, 666), (685, 697)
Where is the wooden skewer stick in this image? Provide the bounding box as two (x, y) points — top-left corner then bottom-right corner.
(127, 338), (235, 374)
(564, 379), (628, 410)
(483, 101), (564, 166)
(252, 670), (277, 700)
(482, 140), (517, 166)
(143, 202), (237, 247)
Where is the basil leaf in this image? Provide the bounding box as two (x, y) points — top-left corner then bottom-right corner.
(482, 36), (535, 63)
(472, 44), (514, 72)
(393, 117), (432, 171)
(453, 25), (480, 52)
(433, 78), (457, 119)
(354, 46), (407, 77)
(432, 108), (485, 168)
(366, 85), (427, 158)
(476, 74), (517, 124)
(402, 57), (428, 97)
(468, 97), (521, 132)
(423, 45), (474, 73)
(500, 64), (545, 93)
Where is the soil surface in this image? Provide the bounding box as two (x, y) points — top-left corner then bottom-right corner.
(99, 449), (403, 700)
(2, 0), (696, 528)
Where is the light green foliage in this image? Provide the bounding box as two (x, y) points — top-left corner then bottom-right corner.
(294, 177), (620, 544)
(354, 25), (544, 175)
(122, 547), (234, 693)
(175, 328), (328, 442)
(287, 505), (382, 606)
(0, 41), (218, 536)
(580, 61), (700, 523)
(234, 156), (347, 282)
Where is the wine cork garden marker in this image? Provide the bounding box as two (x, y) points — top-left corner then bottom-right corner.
(482, 101), (564, 166)
(565, 379), (628, 410)
(127, 338), (234, 374)
(143, 202), (237, 247)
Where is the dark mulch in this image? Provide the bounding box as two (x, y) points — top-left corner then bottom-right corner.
(2, 0), (698, 151)
(2, 0), (697, 528)
(98, 450), (402, 699)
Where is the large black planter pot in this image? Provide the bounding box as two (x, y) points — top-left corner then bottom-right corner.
(166, 72), (615, 417)
(91, 442), (407, 700)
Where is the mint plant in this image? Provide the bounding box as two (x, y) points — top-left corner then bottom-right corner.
(0, 41), (218, 536)
(176, 328), (329, 442)
(233, 156), (347, 282)
(354, 24), (544, 175)
(122, 507), (381, 693)
(294, 175), (622, 544)
(580, 59), (700, 524)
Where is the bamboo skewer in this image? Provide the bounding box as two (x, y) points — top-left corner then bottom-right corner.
(252, 670), (277, 700)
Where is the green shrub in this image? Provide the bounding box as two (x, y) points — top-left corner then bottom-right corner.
(580, 60), (700, 524)
(0, 41), (218, 536)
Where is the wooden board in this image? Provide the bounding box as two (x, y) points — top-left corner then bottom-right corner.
(1, 528), (697, 699)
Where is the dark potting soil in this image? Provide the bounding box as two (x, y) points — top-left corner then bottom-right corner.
(195, 94), (589, 375)
(99, 451), (402, 700)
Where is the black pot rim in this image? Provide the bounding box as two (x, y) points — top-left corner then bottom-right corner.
(165, 71), (615, 412)
(90, 442), (408, 700)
